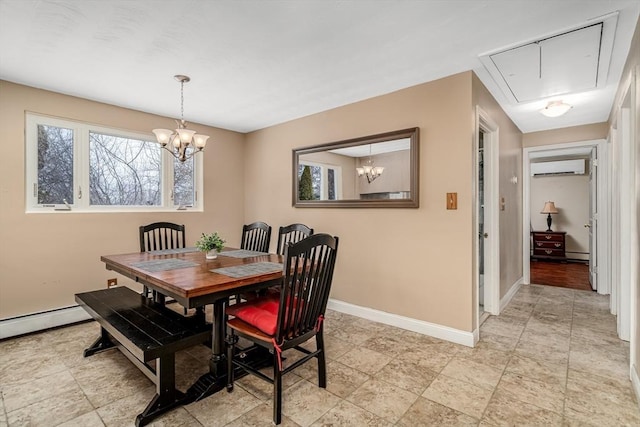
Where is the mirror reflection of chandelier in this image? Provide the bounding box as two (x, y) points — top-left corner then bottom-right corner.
(356, 144), (384, 183)
(152, 75), (209, 163)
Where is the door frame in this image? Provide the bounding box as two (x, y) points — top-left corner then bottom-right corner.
(588, 146), (598, 290)
(522, 139), (609, 295)
(475, 106), (500, 329)
(610, 71), (636, 343)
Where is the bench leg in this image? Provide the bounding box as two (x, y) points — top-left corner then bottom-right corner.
(135, 353), (188, 427)
(83, 327), (115, 357)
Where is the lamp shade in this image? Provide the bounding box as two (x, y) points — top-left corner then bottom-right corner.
(152, 128), (173, 146)
(540, 201), (558, 214)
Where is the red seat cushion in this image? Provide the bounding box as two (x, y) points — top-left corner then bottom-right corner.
(232, 298), (280, 335)
(230, 296), (304, 336)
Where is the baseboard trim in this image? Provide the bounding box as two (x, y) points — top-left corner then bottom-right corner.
(5, 299), (478, 347)
(327, 299), (474, 347)
(632, 364), (640, 410)
(0, 305), (91, 340)
(472, 327), (480, 346)
(500, 276), (523, 312)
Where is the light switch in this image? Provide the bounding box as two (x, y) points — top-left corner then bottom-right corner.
(447, 193), (457, 210)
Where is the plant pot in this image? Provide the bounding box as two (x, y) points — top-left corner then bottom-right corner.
(206, 250), (218, 259)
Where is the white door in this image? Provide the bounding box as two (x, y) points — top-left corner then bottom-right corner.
(588, 147), (597, 291)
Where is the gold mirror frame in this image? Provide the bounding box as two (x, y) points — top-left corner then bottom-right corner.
(293, 127), (419, 208)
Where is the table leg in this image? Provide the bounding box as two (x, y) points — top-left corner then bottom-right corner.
(209, 299), (226, 376)
(187, 298), (271, 401)
(186, 299), (227, 400)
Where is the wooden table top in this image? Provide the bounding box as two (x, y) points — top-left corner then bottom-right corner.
(101, 247), (284, 303)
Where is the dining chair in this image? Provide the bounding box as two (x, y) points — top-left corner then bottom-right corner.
(139, 222), (186, 252)
(276, 223), (314, 255)
(139, 222), (186, 299)
(242, 223), (314, 300)
(225, 233), (339, 425)
(240, 221), (272, 253)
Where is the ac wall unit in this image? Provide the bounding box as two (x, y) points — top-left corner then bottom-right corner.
(531, 159), (585, 176)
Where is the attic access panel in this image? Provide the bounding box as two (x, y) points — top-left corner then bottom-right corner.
(490, 24), (601, 103)
(479, 13), (618, 105)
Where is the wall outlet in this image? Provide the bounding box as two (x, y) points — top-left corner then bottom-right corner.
(107, 278), (118, 288)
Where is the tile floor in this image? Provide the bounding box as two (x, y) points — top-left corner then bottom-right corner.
(1, 284), (639, 426)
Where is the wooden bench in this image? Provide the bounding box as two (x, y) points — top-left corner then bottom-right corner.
(75, 286), (210, 426)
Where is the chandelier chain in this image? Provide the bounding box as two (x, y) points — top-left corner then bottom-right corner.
(180, 80), (184, 122)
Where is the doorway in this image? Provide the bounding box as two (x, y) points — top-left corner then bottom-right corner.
(475, 106), (499, 330)
(523, 140), (608, 294)
(478, 130), (486, 317)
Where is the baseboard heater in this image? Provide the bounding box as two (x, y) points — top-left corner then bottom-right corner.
(0, 305), (92, 340)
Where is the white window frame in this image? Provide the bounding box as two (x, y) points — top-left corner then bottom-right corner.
(25, 113), (203, 213)
(299, 160), (342, 201)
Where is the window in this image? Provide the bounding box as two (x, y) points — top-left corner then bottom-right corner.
(26, 113), (203, 212)
(298, 161), (341, 201)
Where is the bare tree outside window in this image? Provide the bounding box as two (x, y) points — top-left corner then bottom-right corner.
(174, 154), (194, 206)
(37, 125), (74, 204)
(89, 132), (161, 205)
(28, 114), (201, 211)
(328, 168), (336, 200)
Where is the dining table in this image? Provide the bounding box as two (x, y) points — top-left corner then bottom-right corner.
(100, 246), (284, 399)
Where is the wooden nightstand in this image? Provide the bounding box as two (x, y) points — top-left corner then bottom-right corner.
(531, 231), (567, 261)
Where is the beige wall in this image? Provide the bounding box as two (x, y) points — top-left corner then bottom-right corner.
(245, 71), (522, 332)
(0, 81), (246, 319)
(472, 73), (524, 301)
(523, 123), (608, 147)
(1, 72), (523, 335)
(530, 174), (590, 260)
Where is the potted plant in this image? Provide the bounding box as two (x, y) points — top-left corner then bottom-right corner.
(195, 232), (226, 259)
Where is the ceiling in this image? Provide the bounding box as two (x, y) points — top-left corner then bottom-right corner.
(0, 0), (638, 134)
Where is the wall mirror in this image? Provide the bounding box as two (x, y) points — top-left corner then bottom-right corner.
(293, 127), (419, 208)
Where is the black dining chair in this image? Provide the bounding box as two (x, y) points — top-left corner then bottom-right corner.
(139, 222), (186, 253)
(225, 233), (339, 425)
(276, 223), (314, 255)
(234, 221), (273, 303)
(139, 222), (186, 300)
(240, 221), (272, 253)
(243, 223), (314, 300)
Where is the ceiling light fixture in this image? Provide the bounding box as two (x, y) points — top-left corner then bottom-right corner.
(540, 100), (572, 118)
(153, 75), (209, 162)
(356, 144), (384, 183)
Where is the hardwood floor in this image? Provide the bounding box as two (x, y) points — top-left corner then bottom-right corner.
(530, 259), (592, 291)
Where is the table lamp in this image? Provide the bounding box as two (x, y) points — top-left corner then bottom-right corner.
(540, 201), (558, 231)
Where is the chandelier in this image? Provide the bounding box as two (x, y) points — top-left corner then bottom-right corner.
(152, 75), (209, 162)
(356, 144), (384, 183)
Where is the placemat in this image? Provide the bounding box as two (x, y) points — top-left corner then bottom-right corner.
(211, 262), (283, 278)
(148, 247), (200, 255)
(220, 249), (269, 258)
(131, 259), (199, 272)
